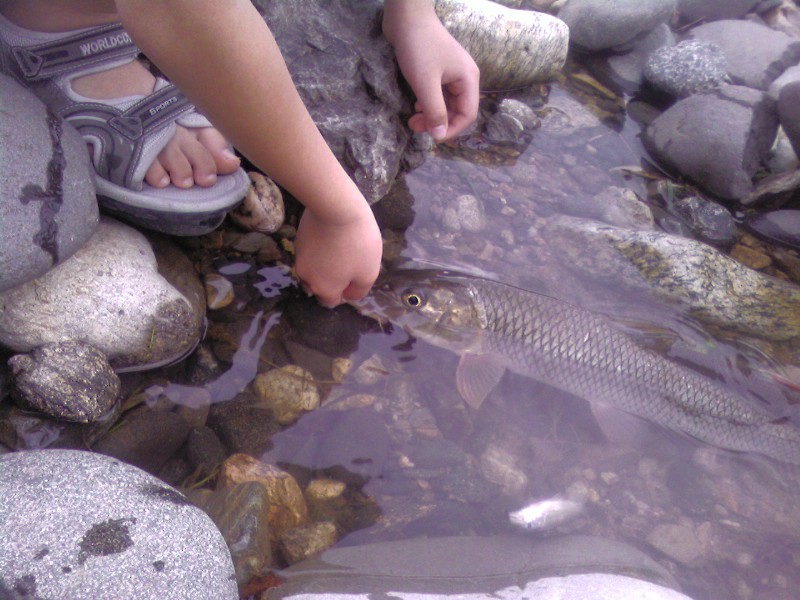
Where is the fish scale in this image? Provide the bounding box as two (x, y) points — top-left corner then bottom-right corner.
(362, 270), (800, 466)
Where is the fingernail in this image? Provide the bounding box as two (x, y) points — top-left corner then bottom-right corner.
(431, 125), (447, 141)
(222, 148), (239, 162)
(181, 177), (194, 188)
(158, 175), (170, 188)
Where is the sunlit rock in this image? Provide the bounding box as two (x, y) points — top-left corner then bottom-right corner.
(435, 0), (569, 90)
(0, 217), (205, 371)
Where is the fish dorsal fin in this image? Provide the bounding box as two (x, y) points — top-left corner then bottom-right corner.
(456, 352), (507, 409)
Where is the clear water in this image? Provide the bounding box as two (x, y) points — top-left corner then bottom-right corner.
(243, 72), (800, 599)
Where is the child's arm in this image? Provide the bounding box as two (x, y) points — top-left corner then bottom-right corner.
(382, 0), (480, 141)
(115, 0), (382, 306)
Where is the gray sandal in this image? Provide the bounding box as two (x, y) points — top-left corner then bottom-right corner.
(0, 17), (250, 235)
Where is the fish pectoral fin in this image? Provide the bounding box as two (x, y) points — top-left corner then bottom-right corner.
(456, 352), (507, 409)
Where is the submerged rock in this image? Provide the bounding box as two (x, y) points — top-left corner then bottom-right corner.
(546, 216), (800, 342)
(677, 0), (760, 23)
(435, 0), (569, 90)
(0, 217), (205, 371)
(8, 341), (120, 423)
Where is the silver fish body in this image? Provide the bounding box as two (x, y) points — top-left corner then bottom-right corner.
(356, 269), (800, 466)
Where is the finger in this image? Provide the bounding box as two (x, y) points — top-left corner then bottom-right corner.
(440, 78), (480, 140)
(342, 280), (374, 303)
(409, 76), (450, 141)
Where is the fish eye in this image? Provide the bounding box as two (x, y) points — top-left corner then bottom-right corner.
(402, 291), (425, 308)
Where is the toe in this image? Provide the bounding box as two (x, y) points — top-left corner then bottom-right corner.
(197, 128), (241, 176)
(159, 132), (195, 189)
(145, 159), (171, 189)
(179, 131), (218, 188)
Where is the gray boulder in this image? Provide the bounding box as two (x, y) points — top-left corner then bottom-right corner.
(688, 19), (800, 90)
(0, 449), (237, 600)
(558, 0), (677, 52)
(642, 85), (778, 200)
(0, 217), (205, 371)
(677, 0), (760, 23)
(644, 40), (729, 98)
(0, 74), (98, 293)
(253, 0), (418, 204)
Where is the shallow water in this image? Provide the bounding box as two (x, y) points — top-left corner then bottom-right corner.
(8, 61), (796, 599)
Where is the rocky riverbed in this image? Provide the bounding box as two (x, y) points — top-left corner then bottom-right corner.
(3, 1), (800, 599)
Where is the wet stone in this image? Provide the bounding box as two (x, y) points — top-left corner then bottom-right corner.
(189, 481), (273, 593)
(646, 522), (704, 565)
(671, 196), (738, 246)
(253, 365), (320, 425)
(644, 40), (729, 98)
(279, 521), (338, 565)
(217, 453), (309, 546)
(186, 426), (228, 479)
(442, 194), (487, 233)
(8, 341), (120, 423)
(92, 407), (191, 475)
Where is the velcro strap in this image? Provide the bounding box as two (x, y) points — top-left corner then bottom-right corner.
(12, 23), (138, 80)
(109, 83), (195, 141)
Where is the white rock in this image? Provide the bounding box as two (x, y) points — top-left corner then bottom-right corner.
(0, 217), (204, 370)
(435, 0), (569, 90)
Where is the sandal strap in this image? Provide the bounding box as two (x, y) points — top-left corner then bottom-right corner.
(64, 82), (198, 190)
(11, 23), (139, 81)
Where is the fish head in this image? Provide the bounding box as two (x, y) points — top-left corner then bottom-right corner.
(352, 270), (484, 350)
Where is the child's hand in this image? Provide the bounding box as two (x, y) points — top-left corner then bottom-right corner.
(383, 2), (480, 142)
(293, 201), (383, 307)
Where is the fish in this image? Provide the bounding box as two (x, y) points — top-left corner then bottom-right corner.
(508, 496), (584, 531)
(353, 269), (800, 466)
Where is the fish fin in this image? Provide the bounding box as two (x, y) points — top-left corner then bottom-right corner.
(591, 403), (660, 448)
(456, 352), (507, 409)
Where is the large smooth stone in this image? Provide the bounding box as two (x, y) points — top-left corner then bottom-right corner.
(0, 449), (237, 600)
(434, 0), (569, 90)
(0, 216), (205, 371)
(642, 85), (778, 200)
(558, 0), (676, 52)
(688, 20), (800, 91)
(0, 73), (98, 293)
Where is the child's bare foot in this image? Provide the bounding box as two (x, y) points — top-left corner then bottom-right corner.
(72, 60), (241, 190)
